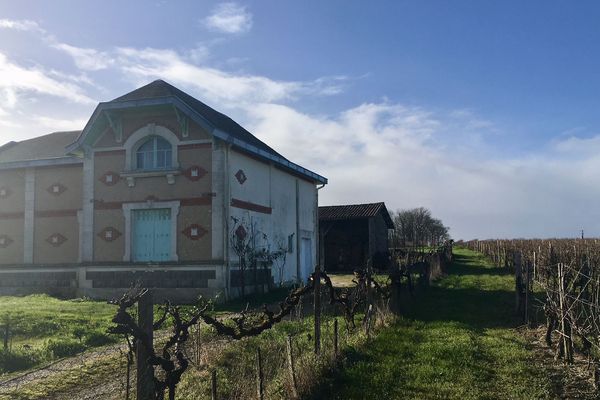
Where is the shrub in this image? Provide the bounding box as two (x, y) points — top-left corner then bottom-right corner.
(0, 348), (41, 373)
(84, 331), (117, 347)
(45, 339), (85, 358)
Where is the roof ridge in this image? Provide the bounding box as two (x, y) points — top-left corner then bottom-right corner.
(109, 79), (287, 160)
(0, 141), (17, 154)
(320, 202), (385, 208)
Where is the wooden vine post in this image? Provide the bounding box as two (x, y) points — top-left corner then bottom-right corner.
(314, 264), (321, 355)
(3, 315), (9, 351)
(524, 260), (530, 325)
(514, 251), (522, 315)
(557, 263), (574, 364)
(211, 370), (218, 400)
(286, 335), (299, 399)
(136, 290), (154, 400)
(256, 347), (264, 400)
(333, 318), (339, 358)
(390, 271), (402, 315)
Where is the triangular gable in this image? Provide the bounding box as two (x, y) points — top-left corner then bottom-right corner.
(67, 80), (327, 184)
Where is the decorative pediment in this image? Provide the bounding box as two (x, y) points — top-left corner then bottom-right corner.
(64, 80), (326, 184)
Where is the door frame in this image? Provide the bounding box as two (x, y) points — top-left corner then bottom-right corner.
(122, 200), (180, 262)
(298, 229), (314, 282)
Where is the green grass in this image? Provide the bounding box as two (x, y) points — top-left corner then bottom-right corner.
(310, 248), (556, 399)
(0, 294), (118, 374)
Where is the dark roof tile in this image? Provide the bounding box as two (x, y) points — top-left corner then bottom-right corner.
(0, 131), (81, 164)
(319, 202), (394, 228)
(111, 80), (284, 159)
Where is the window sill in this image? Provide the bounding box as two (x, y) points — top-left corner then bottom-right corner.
(120, 169), (181, 187)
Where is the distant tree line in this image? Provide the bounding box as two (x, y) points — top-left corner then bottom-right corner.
(390, 207), (450, 248)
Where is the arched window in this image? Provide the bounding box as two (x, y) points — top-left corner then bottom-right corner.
(135, 136), (173, 170)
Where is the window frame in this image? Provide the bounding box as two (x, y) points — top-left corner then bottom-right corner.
(122, 200), (181, 262)
(123, 124), (180, 173)
(135, 136), (173, 171)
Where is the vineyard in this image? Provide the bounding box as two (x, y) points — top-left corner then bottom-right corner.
(0, 245), (453, 400)
(465, 238), (600, 391)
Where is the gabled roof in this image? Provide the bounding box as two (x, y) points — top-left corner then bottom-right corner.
(68, 80), (326, 184)
(0, 131), (82, 169)
(110, 80), (285, 159)
(319, 202), (395, 229)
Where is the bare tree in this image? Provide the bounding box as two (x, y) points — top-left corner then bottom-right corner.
(391, 207), (450, 248)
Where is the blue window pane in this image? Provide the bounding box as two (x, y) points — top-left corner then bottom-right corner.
(135, 136), (173, 170)
(138, 139), (155, 152)
(156, 138), (171, 150)
(137, 152), (145, 169)
(157, 151), (166, 168)
(145, 152), (154, 169)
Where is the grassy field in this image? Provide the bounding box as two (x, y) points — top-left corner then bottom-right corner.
(310, 247), (559, 400)
(0, 294), (118, 374)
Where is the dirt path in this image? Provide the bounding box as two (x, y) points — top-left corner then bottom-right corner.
(0, 329), (178, 400)
(310, 248), (598, 399)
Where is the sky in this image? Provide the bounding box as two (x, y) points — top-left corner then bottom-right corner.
(0, 1), (599, 240)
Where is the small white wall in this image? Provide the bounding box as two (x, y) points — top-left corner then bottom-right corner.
(229, 151), (270, 206)
(226, 150), (318, 287)
(297, 179), (317, 282)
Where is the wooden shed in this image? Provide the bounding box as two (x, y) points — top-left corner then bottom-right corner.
(319, 202), (394, 272)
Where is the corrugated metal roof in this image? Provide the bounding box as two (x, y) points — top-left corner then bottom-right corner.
(0, 131), (81, 164)
(319, 202), (395, 228)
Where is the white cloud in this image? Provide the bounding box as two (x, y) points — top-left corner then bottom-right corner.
(0, 19), (597, 239)
(0, 19), (44, 33)
(115, 47), (345, 105)
(52, 43), (114, 71)
(243, 101), (600, 240)
(0, 52), (95, 104)
(0, 88), (17, 108)
(32, 115), (88, 131)
(203, 2), (253, 34)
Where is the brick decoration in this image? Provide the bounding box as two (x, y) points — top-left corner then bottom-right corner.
(47, 183), (67, 196)
(235, 169), (247, 184)
(0, 186), (12, 199)
(0, 212), (24, 220)
(86, 270), (216, 288)
(99, 171), (120, 186)
(94, 195), (213, 210)
(98, 227), (122, 242)
(182, 224), (208, 240)
(231, 198), (272, 214)
(183, 166), (207, 182)
(46, 233), (67, 247)
(235, 224), (247, 240)
(0, 271), (76, 288)
(0, 234), (13, 248)
(230, 269), (271, 287)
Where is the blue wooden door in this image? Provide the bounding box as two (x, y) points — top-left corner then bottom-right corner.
(132, 209), (171, 262)
(300, 238), (312, 282)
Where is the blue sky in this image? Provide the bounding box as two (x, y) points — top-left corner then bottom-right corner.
(1, 1), (600, 239)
